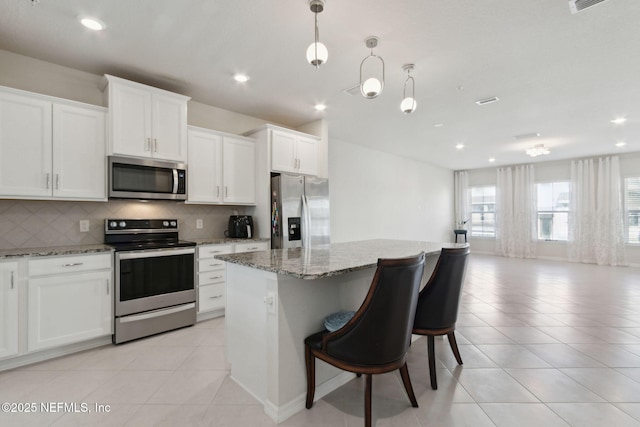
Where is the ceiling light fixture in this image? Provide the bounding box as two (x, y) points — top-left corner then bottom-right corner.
(360, 36), (384, 99)
(488, 157), (496, 163)
(306, 0), (328, 68)
(400, 64), (417, 114)
(314, 103), (326, 111)
(456, 144), (465, 150)
(611, 117), (627, 125)
(615, 141), (627, 147)
(526, 144), (550, 157)
(80, 17), (105, 31)
(233, 73), (249, 83)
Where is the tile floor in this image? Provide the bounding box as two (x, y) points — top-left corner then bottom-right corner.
(1, 253), (640, 426)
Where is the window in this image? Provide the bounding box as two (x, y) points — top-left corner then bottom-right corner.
(470, 186), (496, 237)
(624, 176), (640, 244)
(536, 182), (570, 241)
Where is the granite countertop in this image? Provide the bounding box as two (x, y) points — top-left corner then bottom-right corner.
(215, 239), (468, 280)
(0, 244), (114, 259)
(191, 237), (270, 245)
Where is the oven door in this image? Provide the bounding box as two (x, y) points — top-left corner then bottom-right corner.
(115, 247), (195, 317)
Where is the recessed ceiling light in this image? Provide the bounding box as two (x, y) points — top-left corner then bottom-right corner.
(611, 117), (627, 125)
(80, 17), (105, 31)
(233, 74), (249, 83)
(314, 104), (326, 111)
(433, 123), (444, 128)
(615, 141), (627, 147)
(455, 144), (464, 150)
(488, 157), (496, 163)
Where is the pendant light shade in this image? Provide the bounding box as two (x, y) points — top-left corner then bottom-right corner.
(360, 37), (384, 99)
(400, 64), (417, 114)
(307, 0), (327, 68)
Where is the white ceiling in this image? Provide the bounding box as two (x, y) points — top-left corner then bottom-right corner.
(1, 0), (639, 170)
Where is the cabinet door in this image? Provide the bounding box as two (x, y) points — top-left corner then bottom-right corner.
(187, 129), (223, 203)
(223, 136), (256, 204)
(52, 104), (106, 200)
(271, 130), (297, 173)
(28, 270), (112, 352)
(110, 82), (152, 158)
(296, 135), (319, 176)
(152, 93), (187, 161)
(0, 91), (52, 197)
(0, 262), (19, 359)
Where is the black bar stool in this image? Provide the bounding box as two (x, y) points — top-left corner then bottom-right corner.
(454, 229), (467, 243)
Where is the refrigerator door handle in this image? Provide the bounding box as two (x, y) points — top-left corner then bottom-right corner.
(301, 193), (310, 248)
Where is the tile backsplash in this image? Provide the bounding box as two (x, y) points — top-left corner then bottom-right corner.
(0, 199), (248, 249)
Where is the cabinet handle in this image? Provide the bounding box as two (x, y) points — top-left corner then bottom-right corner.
(146, 138), (151, 151)
(216, 186), (220, 197)
(46, 173), (50, 189)
(154, 138), (158, 152)
(209, 294), (223, 299)
(55, 174), (60, 190)
(61, 262), (83, 267)
(225, 186), (228, 197)
(10, 271), (14, 290)
(106, 280), (110, 295)
(209, 275), (223, 280)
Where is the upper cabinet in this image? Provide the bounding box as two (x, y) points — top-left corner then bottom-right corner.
(0, 87), (106, 201)
(271, 128), (319, 176)
(187, 126), (256, 205)
(102, 75), (190, 162)
(249, 125), (319, 176)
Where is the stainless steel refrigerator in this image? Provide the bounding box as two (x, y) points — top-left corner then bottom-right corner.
(271, 174), (330, 249)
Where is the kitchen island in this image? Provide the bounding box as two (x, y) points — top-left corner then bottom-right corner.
(216, 239), (467, 423)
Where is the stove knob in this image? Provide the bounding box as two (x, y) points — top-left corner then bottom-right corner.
(109, 221), (117, 228)
(170, 221), (177, 227)
(163, 221), (169, 227)
(119, 221), (126, 228)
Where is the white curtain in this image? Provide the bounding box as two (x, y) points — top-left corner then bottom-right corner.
(568, 156), (627, 266)
(454, 171), (470, 229)
(495, 164), (536, 258)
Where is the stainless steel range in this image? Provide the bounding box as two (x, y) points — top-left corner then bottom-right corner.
(105, 219), (196, 344)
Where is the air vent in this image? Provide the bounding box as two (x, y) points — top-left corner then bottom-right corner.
(514, 132), (541, 140)
(342, 84), (360, 96)
(475, 97), (500, 106)
(569, 0), (608, 14)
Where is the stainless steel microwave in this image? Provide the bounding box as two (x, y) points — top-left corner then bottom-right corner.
(108, 156), (187, 200)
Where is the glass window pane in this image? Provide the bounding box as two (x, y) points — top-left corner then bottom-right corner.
(536, 181), (569, 241)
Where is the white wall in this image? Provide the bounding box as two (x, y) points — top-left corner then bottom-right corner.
(465, 152), (640, 266)
(329, 139), (453, 243)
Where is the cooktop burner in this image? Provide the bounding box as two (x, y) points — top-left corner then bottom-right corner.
(104, 218), (195, 251)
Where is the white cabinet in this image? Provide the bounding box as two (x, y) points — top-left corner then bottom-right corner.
(103, 74), (190, 162)
(271, 128), (319, 176)
(187, 126), (256, 205)
(197, 244), (233, 314)
(0, 262), (19, 360)
(27, 254), (112, 352)
(0, 87), (106, 200)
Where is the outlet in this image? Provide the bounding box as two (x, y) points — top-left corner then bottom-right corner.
(79, 220), (90, 232)
(196, 219), (203, 229)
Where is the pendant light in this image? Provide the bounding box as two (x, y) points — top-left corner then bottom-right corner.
(306, 0), (328, 68)
(400, 64), (417, 114)
(360, 36), (384, 99)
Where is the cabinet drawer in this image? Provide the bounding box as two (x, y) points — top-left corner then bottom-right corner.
(29, 253), (111, 277)
(198, 244), (233, 258)
(234, 242), (269, 253)
(199, 283), (225, 312)
(198, 258), (226, 273)
(198, 269), (226, 286)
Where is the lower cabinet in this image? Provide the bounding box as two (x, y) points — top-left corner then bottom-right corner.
(0, 261), (19, 360)
(197, 244), (233, 314)
(27, 254), (112, 352)
(197, 241), (269, 316)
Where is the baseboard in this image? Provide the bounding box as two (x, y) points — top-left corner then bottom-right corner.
(0, 336), (112, 372)
(196, 308), (224, 322)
